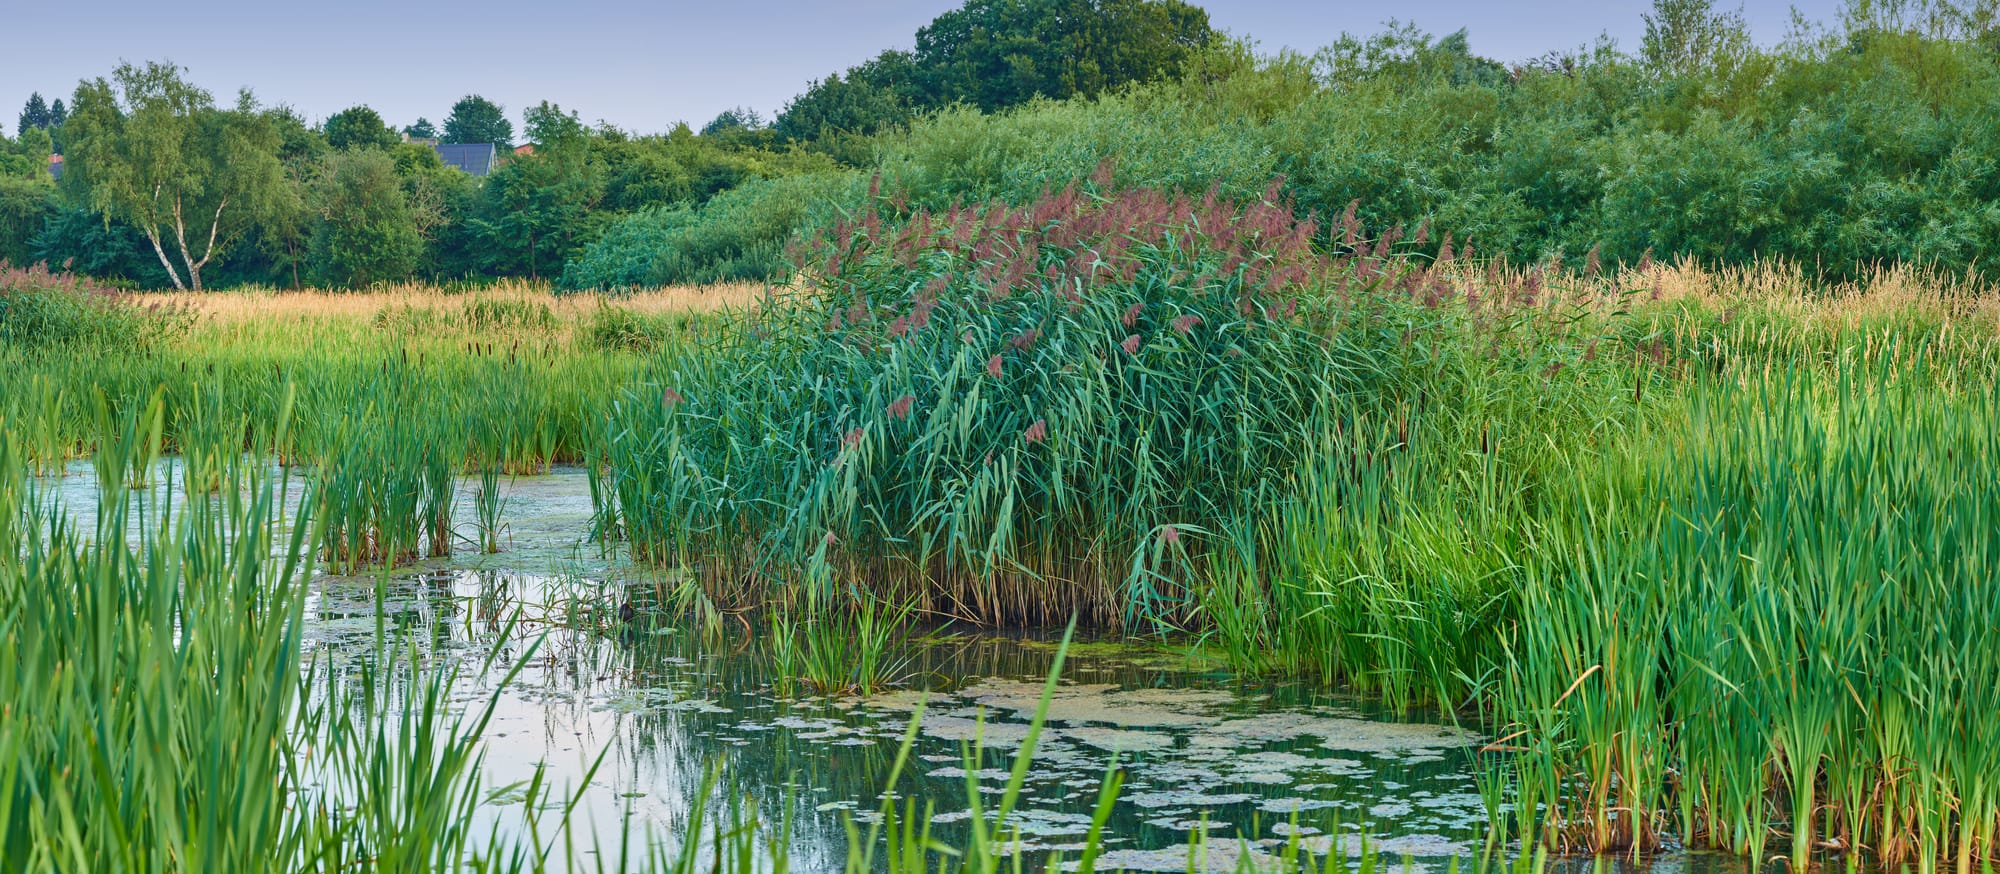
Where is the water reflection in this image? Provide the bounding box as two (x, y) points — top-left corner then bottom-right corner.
(40, 462), (1783, 873)
(298, 559), (1489, 873)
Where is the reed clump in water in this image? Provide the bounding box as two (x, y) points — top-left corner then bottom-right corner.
(600, 175), (1546, 629)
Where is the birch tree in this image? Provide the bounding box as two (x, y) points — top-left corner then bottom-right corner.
(63, 61), (283, 290)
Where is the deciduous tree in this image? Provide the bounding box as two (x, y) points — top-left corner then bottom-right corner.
(913, 0), (1215, 110)
(323, 104), (399, 150)
(1642, 0), (1751, 77)
(443, 95), (513, 149)
(477, 101), (601, 279)
(309, 148), (422, 287)
(62, 61), (286, 290)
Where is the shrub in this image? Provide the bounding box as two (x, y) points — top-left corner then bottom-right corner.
(558, 172), (864, 291)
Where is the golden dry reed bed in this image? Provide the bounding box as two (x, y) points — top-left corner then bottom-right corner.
(103, 265), (2000, 341)
(136, 280), (768, 327)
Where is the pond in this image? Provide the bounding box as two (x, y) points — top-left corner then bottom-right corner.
(36, 463), (1559, 872)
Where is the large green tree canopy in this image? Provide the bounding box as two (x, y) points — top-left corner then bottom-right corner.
(777, 0), (1214, 143)
(61, 61), (285, 290)
(309, 148), (423, 286)
(443, 95), (513, 149)
(914, 0), (1215, 109)
(323, 104), (400, 150)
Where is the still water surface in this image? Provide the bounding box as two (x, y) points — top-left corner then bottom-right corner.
(42, 463), (1522, 871)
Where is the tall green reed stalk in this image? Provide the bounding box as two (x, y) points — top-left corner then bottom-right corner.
(0, 389), (671, 872)
(1486, 357), (2000, 872)
(602, 180), (1464, 629)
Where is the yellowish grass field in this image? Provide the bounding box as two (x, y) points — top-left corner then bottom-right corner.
(137, 280), (769, 325)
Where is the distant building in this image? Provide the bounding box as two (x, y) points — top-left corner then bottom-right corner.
(48, 154), (62, 181)
(513, 143), (535, 157)
(433, 143), (497, 176)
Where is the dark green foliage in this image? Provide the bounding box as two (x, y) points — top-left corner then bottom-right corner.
(17, 93), (65, 137)
(18, 93), (50, 134)
(0, 130), (56, 264)
(559, 171), (862, 290)
(309, 149), (424, 287)
(29, 207), (166, 285)
(443, 94), (513, 149)
(868, 17), (2000, 280)
(0, 177), (52, 266)
(777, 0), (1215, 144)
(913, 0), (1215, 110)
(700, 106), (765, 137)
(403, 116), (438, 139)
(34, 6), (2000, 290)
(772, 64), (913, 156)
(473, 103), (604, 281)
(322, 104), (400, 150)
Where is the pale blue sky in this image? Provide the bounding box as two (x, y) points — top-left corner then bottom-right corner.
(4, 1), (1842, 136)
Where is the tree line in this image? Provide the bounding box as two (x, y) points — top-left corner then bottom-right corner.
(0, 0), (1213, 290)
(5, 0), (2000, 290)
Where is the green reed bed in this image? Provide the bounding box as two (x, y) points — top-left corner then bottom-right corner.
(0, 270), (1472, 871)
(1484, 357), (2000, 873)
(585, 176), (2000, 872)
(0, 293), (657, 482)
(0, 411), (605, 872)
(597, 178), (1661, 708)
(0, 417), (1204, 873)
(1, 283), (666, 574)
(598, 180), (1509, 628)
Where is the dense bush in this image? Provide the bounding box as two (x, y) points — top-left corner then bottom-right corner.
(558, 172), (864, 290)
(775, 0), (1216, 145)
(309, 149), (425, 287)
(866, 20), (2000, 280)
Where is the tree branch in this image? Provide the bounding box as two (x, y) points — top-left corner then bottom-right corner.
(191, 196), (228, 271)
(145, 227), (188, 291)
